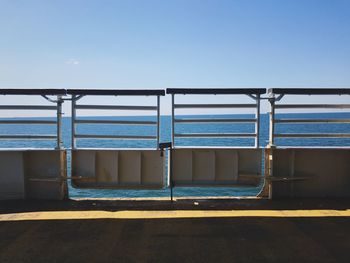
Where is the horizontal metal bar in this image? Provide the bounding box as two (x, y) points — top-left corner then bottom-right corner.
(0, 120), (57, 125)
(275, 119), (350, 124)
(265, 176), (312, 182)
(0, 105), (57, 110)
(167, 88), (266, 95)
(174, 118), (257, 123)
(75, 105), (157, 110)
(174, 104), (257, 109)
(28, 178), (61, 182)
(75, 119), (157, 125)
(68, 89), (165, 96)
(274, 133), (350, 138)
(239, 174), (262, 179)
(174, 133), (257, 138)
(0, 89), (66, 96)
(66, 176), (96, 180)
(0, 134), (57, 140)
(269, 88), (350, 95)
(275, 104), (350, 109)
(29, 177), (97, 182)
(75, 134), (157, 140)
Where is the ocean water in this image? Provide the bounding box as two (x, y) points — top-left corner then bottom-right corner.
(1, 112), (350, 198)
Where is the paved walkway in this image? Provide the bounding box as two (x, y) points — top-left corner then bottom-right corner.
(1, 198), (350, 263)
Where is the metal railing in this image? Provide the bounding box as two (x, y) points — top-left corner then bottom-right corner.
(268, 88), (350, 146)
(1, 87), (349, 150)
(166, 88), (265, 148)
(68, 89), (165, 149)
(0, 89), (66, 149)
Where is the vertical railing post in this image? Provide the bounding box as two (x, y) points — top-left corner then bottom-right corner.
(267, 92), (276, 199)
(56, 95), (68, 199)
(171, 94), (175, 147)
(255, 93), (261, 148)
(269, 95), (275, 146)
(170, 146), (173, 202)
(156, 95), (160, 149)
(170, 94), (175, 202)
(56, 95), (63, 150)
(71, 95), (76, 149)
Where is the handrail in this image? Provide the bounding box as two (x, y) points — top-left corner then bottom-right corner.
(75, 119), (156, 125)
(0, 89), (66, 95)
(269, 88), (350, 95)
(75, 105), (157, 110)
(174, 133), (256, 138)
(0, 105), (57, 110)
(2, 87), (350, 150)
(67, 89), (165, 96)
(274, 133), (350, 138)
(275, 104), (350, 109)
(0, 120), (57, 124)
(174, 103), (257, 109)
(275, 118), (350, 123)
(167, 88), (265, 95)
(75, 134), (157, 140)
(174, 118), (257, 123)
(0, 88), (167, 96)
(0, 135), (57, 140)
(3, 88), (349, 96)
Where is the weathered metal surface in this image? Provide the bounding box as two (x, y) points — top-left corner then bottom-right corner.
(171, 148), (262, 187)
(71, 149), (165, 189)
(270, 148), (350, 198)
(0, 150), (67, 200)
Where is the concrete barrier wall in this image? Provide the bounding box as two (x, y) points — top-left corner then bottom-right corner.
(172, 148), (262, 186)
(271, 148), (350, 198)
(0, 150), (67, 200)
(71, 149), (165, 189)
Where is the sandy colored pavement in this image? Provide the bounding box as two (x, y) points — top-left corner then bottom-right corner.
(1, 198), (350, 263)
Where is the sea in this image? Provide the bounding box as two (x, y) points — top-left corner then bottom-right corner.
(1, 112), (350, 198)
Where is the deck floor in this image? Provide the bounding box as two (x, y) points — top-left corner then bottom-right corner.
(1, 198), (350, 263)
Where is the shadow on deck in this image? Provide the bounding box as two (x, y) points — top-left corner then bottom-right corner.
(1, 198), (350, 263)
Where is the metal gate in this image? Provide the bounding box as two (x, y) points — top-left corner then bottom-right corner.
(0, 89), (67, 200)
(68, 89), (166, 189)
(166, 88), (265, 192)
(264, 88), (350, 198)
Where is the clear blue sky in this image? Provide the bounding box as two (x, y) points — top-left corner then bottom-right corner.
(0, 0), (349, 116)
